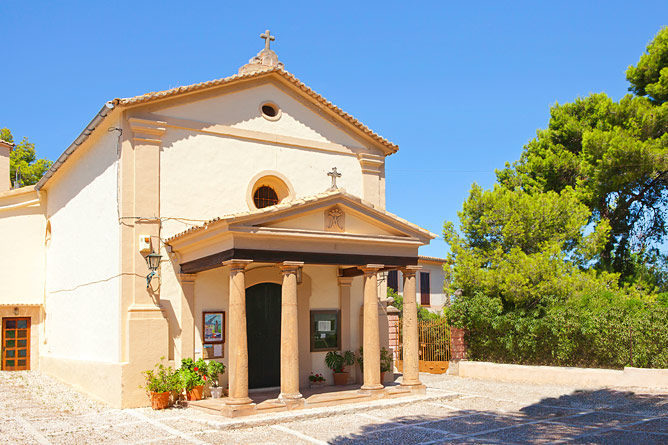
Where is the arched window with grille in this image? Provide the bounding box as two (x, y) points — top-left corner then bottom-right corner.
(253, 185), (279, 209)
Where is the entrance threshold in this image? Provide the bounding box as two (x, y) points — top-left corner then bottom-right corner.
(186, 383), (426, 418)
(249, 386), (280, 394)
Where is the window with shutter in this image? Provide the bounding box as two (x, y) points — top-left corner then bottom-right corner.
(420, 272), (430, 306)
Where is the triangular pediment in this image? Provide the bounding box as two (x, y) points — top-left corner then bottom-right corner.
(225, 191), (435, 242)
(122, 70), (394, 157)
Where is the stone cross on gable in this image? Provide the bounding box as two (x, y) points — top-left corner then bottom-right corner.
(260, 30), (275, 50)
(327, 167), (342, 190)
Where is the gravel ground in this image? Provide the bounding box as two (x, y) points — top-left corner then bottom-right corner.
(1, 370), (667, 444)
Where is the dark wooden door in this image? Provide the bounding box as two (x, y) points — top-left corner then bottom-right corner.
(2, 318), (30, 371)
(246, 283), (281, 389)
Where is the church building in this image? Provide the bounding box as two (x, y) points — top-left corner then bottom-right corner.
(0, 31), (435, 411)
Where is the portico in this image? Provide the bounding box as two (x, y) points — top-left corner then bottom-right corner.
(166, 190), (434, 416)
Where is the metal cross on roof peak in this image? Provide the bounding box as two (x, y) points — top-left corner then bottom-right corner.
(327, 167), (342, 190)
(260, 30), (275, 50)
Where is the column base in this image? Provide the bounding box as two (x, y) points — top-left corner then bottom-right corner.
(221, 402), (257, 417)
(278, 394), (305, 409)
(278, 392), (303, 401)
(225, 397), (254, 406)
(360, 383), (384, 392)
(400, 379), (424, 387)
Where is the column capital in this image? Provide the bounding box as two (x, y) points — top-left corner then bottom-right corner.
(179, 273), (197, 283)
(129, 117), (167, 145)
(359, 264), (384, 275)
(280, 261), (304, 274)
(402, 265), (422, 277)
(223, 259), (253, 271)
(337, 276), (354, 286)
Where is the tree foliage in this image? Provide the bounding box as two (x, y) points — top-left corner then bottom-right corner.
(496, 29), (668, 281)
(444, 28), (668, 369)
(444, 185), (615, 308)
(0, 128), (52, 187)
(626, 27), (668, 104)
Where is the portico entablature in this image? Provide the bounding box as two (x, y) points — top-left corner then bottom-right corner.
(166, 190), (436, 273)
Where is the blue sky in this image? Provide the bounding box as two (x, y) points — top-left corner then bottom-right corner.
(1, 1), (667, 257)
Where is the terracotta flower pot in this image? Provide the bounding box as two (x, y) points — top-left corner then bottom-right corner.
(187, 385), (204, 401)
(332, 371), (349, 386)
(149, 391), (170, 410)
(380, 371), (386, 383)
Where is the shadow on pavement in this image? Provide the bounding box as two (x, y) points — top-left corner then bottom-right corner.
(327, 388), (668, 444)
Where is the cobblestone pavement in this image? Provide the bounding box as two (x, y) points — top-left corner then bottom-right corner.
(1, 370), (667, 444)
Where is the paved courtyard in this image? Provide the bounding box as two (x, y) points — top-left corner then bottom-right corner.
(1, 370), (667, 444)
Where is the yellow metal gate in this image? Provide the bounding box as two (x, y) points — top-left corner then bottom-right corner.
(397, 319), (450, 374)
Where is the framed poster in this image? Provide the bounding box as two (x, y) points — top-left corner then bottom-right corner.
(203, 311), (225, 344)
(310, 310), (340, 352)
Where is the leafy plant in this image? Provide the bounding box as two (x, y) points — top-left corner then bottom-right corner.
(141, 357), (180, 394)
(177, 358), (209, 390)
(324, 350), (355, 373)
(356, 347), (394, 373)
(380, 347), (393, 373)
(206, 360), (226, 388)
(309, 372), (326, 383)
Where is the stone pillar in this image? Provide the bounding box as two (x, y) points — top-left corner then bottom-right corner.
(447, 327), (468, 376)
(120, 118), (170, 408)
(450, 327), (468, 360)
(224, 259), (253, 406)
(279, 261), (304, 402)
(0, 140), (12, 192)
(386, 308), (400, 364)
(401, 266), (423, 387)
(361, 264), (384, 391)
(178, 274), (197, 361)
(338, 276), (354, 383)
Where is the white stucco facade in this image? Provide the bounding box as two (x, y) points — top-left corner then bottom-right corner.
(0, 46), (433, 408)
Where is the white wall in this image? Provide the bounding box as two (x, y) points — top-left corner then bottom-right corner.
(0, 190), (45, 305)
(158, 83), (368, 150)
(159, 130), (364, 238)
(156, 83), (375, 239)
(305, 265), (341, 378)
(43, 124), (121, 363)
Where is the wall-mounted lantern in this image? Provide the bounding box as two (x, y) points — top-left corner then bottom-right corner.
(145, 252), (162, 288)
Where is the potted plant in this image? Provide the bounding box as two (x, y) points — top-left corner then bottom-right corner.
(325, 350), (355, 386)
(308, 372), (326, 388)
(178, 358), (208, 401)
(141, 357), (179, 410)
(357, 347), (394, 383)
(207, 360), (226, 399)
(380, 347), (394, 382)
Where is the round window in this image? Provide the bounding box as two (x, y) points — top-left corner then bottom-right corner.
(260, 102), (281, 121)
(253, 185), (279, 209)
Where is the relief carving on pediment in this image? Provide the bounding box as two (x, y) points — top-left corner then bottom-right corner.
(325, 207), (345, 232)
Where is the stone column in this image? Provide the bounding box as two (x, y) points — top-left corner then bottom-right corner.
(224, 259), (253, 406)
(338, 276), (353, 383)
(401, 266), (423, 387)
(361, 264), (384, 391)
(279, 261), (304, 402)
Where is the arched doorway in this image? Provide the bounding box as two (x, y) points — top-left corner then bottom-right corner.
(246, 283), (281, 389)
